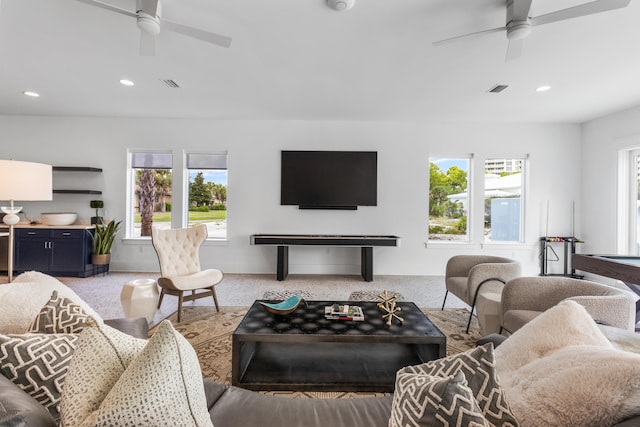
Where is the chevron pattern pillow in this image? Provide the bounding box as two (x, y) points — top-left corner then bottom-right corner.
(390, 370), (489, 427)
(398, 343), (518, 426)
(0, 333), (78, 421)
(28, 291), (91, 334)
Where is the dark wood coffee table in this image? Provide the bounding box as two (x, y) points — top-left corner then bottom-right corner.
(231, 300), (446, 392)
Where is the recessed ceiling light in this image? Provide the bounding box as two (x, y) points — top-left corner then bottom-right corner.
(23, 91), (40, 97)
(119, 79), (135, 86)
(536, 85), (551, 92)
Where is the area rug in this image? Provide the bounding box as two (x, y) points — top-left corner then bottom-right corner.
(157, 305), (481, 398)
(348, 290), (405, 302)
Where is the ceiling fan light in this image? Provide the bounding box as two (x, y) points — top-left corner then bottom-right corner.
(327, 0), (355, 12)
(506, 21), (531, 40)
(137, 13), (160, 35)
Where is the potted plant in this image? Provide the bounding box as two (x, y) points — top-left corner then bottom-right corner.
(91, 219), (121, 265)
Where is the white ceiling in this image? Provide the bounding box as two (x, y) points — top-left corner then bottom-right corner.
(1, 0), (639, 123)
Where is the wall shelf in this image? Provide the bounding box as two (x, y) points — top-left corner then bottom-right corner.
(52, 166), (103, 195)
(53, 166), (103, 172)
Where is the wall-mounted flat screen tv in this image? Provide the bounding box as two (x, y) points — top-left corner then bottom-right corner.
(281, 150), (377, 209)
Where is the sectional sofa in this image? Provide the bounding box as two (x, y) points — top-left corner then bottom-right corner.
(2, 272), (640, 427)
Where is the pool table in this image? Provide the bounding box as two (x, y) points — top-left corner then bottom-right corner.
(573, 254), (640, 321)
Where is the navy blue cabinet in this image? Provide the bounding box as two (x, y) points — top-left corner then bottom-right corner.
(14, 228), (95, 277)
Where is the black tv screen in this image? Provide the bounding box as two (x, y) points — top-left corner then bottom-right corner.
(281, 150), (377, 209)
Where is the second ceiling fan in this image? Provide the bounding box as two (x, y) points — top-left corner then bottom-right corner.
(433, 0), (630, 60)
(74, 0), (232, 55)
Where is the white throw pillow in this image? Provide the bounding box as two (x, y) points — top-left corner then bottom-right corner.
(61, 320), (212, 427)
(494, 300), (613, 377)
(502, 345), (640, 426)
(59, 321), (147, 427)
(0, 272), (102, 334)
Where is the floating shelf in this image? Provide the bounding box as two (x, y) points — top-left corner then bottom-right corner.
(53, 166), (103, 172)
(52, 166), (103, 195)
(53, 190), (102, 195)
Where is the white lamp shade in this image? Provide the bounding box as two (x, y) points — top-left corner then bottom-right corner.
(0, 160), (53, 201)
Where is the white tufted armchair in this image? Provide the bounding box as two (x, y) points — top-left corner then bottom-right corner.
(151, 224), (223, 322)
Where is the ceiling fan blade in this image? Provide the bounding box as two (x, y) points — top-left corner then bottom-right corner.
(505, 38), (523, 61)
(139, 0), (159, 17)
(511, 0), (533, 21)
(432, 26), (506, 46)
(531, 0), (630, 26)
(72, 0), (137, 19)
(140, 31), (156, 56)
(162, 19), (232, 48)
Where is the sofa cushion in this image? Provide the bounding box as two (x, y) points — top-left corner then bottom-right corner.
(0, 332), (77, 421)
(0, 373), (57, 427)
(59, 321), (146, 426)
(61, 320), (212, 427)
(28, 291), (91, 334)
(398, 343), (518, 426)
(0, 272), (102, 334)
(389, 370), (489, 427)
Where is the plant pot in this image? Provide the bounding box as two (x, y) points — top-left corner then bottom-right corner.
(92, 253), (111, 265)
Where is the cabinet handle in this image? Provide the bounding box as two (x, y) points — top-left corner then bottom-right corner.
(62, 232), (71, 236)
(28, 232), (36, 235)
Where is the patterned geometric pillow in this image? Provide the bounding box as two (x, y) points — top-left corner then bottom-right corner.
(398, 343), (519, 426)
(0, 333), (78, 421)
(62, 320), (212, 427)
(59, 322), (147, 426)
(390, 370), (489, 427)
(28, 291), (91, 334)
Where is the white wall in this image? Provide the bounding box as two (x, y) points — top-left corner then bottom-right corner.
(0, 116), (581, 277)
(582, 105), (640, 254)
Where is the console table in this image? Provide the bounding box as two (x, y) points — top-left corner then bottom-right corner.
(250, 234), (400, 282)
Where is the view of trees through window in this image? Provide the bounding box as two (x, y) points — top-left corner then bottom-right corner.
(429, 158), (469, 241)
(130, 152), (227, 239)
(429, 157), (524, 242)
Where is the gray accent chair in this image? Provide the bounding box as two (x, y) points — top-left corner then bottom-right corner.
(500, 276), (637, 334)
(442, 255), (522, 332)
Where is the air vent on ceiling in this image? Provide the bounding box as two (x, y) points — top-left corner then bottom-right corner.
(488, 84), (509, 93)
(160, 79), (181, 88)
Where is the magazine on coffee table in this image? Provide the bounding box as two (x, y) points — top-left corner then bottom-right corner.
(325, 304), (364, 321)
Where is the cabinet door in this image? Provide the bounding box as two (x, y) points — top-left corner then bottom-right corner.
(15, 230), (51, 271)
(50, 230), (87, 272)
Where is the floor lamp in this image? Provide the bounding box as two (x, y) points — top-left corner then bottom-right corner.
(0, 160), (52, 282)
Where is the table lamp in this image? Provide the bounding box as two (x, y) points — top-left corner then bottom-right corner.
(0, 160), (52, 282)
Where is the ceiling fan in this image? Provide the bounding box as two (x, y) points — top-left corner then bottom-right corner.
(432, 0), (630, 61)
(72, 0), (232, 55)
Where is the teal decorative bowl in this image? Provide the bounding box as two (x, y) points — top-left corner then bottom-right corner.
(259, 295), (307, 315)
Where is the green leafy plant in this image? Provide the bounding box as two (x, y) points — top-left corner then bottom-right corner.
(91, 219), (121, 255)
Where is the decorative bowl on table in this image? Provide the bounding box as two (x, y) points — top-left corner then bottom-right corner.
(40, 212), (78, 226)
(259, 295), (307, 315)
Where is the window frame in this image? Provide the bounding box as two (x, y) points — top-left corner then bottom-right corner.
(482, 156), (527, 244)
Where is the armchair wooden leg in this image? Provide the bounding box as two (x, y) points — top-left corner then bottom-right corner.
(177, 292), (184, 323)
(158, 289), (165, 309)
(211, 287), (220, 312)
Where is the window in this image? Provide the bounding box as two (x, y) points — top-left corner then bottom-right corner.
(618, 148), (640, 254)
(186, 152), (228, 239)
(483, 158), (525, 243)
(128, 151), (173, 238)
(428, 157), (470, 242)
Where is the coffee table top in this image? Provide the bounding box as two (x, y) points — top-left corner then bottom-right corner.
(234, 300), (445, 343)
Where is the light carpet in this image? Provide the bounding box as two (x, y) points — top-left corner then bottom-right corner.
(156, 305), (480, 398)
